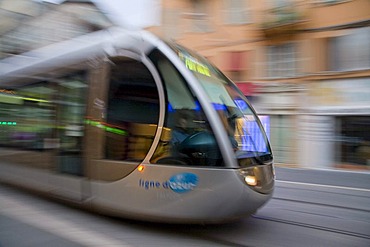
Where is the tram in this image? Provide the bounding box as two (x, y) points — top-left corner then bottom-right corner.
(0, 28), (274, 223)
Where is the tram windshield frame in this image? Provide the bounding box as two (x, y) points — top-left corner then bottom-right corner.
(166, 42), (273, 167)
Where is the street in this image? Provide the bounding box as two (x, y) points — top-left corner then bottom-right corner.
(0, 167), (369, 247)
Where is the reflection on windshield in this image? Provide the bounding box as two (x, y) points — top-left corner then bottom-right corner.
(235, 115), (270, 153)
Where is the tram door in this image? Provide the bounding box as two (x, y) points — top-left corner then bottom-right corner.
(85, 54), (162, 182)
(57, 72), (88, 176)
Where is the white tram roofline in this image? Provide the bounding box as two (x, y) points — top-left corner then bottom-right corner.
(0, 27), (154, 84)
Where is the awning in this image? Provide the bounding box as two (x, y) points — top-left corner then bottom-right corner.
(235, 82), (257, 96)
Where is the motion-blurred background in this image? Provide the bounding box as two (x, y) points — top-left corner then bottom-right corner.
(0, 0), (369, 170)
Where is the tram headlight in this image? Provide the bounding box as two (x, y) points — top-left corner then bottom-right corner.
(238, 165), (275, 194)
(245, 175), (257, 186)
(238, 168), (258, 187)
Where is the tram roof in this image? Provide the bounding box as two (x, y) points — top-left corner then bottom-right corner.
(0, 28), (159, 86)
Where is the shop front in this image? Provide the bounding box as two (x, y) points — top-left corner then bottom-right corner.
(300, 78), (370, 169)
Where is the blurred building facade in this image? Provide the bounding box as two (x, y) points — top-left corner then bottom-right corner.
(0, 0), (369, 169)
(148, 0), (370, 169)
(0, 0), (113, 57)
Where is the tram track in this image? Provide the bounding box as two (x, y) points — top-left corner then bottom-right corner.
(271, 196), (370, 213)
(276, 180), (370, 193)
(251, 214), (370, 240)
(275, 184), (370, 199)
(182, 208), (370, 247)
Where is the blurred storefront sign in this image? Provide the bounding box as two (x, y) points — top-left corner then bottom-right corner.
(307, 78), (370, 109)
(252, 83), (301, 112)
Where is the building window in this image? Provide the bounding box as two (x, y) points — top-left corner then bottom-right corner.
(329, 27), (370, 72)
(226, 52), (244, 81)
(266, 42), (298, 78)
(224, 0), (252, 24)
(183, 0), (212, 32)
(271, 0), (291, 8)
(312, 0), (347, 5)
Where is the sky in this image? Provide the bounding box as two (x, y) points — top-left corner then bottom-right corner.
(38, 0), (161, 29)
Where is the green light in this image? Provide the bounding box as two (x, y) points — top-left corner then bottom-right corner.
(105, 126), (127, 136)
(20, 96), (49, 103)
(0, 121), (17, 125)
(85, 119), (127, 136)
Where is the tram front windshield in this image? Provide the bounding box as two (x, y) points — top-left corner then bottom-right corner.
(168, 43), (273, 166)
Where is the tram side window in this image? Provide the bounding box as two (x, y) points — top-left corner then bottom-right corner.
(0, 84), (56, 152)
(0, 72), (87, 171)
(105, 58), (160, 161)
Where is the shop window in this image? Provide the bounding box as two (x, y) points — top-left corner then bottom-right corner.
(338, 116), (370, 166)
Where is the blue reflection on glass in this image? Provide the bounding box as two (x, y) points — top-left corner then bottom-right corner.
(238, 116), (270, 153)
(234, 99), (248, 111)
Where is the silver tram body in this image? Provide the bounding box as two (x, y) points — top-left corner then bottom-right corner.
(0, 28), (274, 223)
